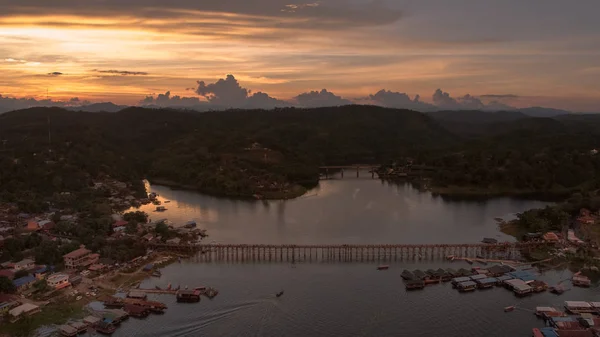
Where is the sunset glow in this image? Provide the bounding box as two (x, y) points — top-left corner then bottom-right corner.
(1, 0), (599, 111)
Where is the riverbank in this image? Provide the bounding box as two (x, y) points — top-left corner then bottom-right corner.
(427, 185), (570, 201)
(148, 178), (309, 200)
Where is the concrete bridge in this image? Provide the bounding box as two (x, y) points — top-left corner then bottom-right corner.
(318, 164), (379, 178)
(148, 242), (545, 263)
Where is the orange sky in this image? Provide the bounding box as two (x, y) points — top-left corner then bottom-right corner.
(1, 1), (599, 111)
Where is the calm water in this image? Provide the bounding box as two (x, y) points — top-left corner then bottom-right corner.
(110, 177), (600, 337)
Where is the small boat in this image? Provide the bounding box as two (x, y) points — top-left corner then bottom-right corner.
(164, 200), (171, 203)
(465, 259), (474, 265)
(276, 291), (284, 297)
(446, 255), (455, 261)
(151, 271), (162, 277)
(156, 206), (166, 212)
(377, 265), (389, 270)
(504, 306), (516, 312)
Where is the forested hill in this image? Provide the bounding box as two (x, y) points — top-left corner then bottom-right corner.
(0, 105), (456, 200)
(1, 105), (600, 201)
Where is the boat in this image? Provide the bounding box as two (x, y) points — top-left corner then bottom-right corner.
(164, 200), (171, 203)
(95, 322), (117, 335)
(276, 291), (284, 297)
(401, 270), (415, 280)
(465, 259), (474, 265)
(405, 280), (425, 290)
(549, 286), (566, 295)
(482, 238), (498, 244)
(151, 270), (162, 277)
(59, 325), (78, 337)
(504, 306), (515, 312)
(377, 265), (389, 270)
(156, 206), (166, 212)
(103, 297), (125, 308)
(205, 288), (219, 299)
(176, 289), (201, 303)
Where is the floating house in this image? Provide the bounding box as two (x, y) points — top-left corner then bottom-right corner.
(572, 275), (591, 288)
(476, 277), (497, 289)
(126, 290), (147, 300)
(495, 275), (513, 286)
(451, 277), (471, 287)
(401, 270), (415, 280)
(412, 270), (426, 280)
(564, 301), (595, 314)
(456, 281), (477, 292)
(404, 280), (425, 290)
(469, 274), (487, 282)
(504, 279), (532, 296)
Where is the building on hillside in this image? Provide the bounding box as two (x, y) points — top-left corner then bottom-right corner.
(38, 220), (55, 231)
(0, 269), (15, 280)
(543, 232), (560, 243)
(0, 294), (18, 315)
(13, 259), (35, 271)
(47, 273), (70, 289)
(63, 245), (99, 269)
(33, 265), (53, 280)
(9, 303), (40, 322)
(112, 220), (128, 228)
(12, 275), (36, 293)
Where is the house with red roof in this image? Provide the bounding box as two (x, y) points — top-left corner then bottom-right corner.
(63, 245), (99, 269)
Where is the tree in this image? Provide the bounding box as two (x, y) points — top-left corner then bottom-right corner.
(123, 211), (148, 224)
(0, 276), (15, 293)
(13, 269), (30, 279)
(155, 222), (169, 237)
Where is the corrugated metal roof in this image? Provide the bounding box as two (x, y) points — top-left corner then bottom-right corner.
(451, 277), (471, 283)
(470, 274), (487, 280)
(565, 301), (591, 308)
(457, 281), (476, 287)
(540, 327), (559, 337)
(478, 277), (497, 284)
(12, 275), (36, 287)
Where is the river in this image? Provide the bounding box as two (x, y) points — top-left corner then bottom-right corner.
(109, 176), (598, 337)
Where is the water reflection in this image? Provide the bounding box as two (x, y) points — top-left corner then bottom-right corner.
(132, 178), (549, 245)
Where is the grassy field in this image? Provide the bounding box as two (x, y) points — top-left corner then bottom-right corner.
(0, 301), (85, 337)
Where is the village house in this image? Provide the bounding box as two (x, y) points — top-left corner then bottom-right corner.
(47, 273), (70, 289)
(12, 275), (36, 293)
(0, 269), (15, 280)
(63, 245), (99, 269)
(33, 265), (52, 280)
(0, 294), (18, 315)
(9, 303), (40, 322)
(13, 259), (35, 271)
(543, 232), (560, 243)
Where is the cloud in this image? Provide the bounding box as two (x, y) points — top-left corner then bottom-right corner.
(246, 92), (290, 109)
(195, 74), (249, 107)
(0, 94), (82, 114)
(364, 89), (436, 111)
(47, 72), (63, 76)
(433, 89), (516, 111)
(0, 0), (402, 39)
(95, 70), (148, 76)
(194, 74), (288, 108)
(295, 89), (351, 108)
(140, 91), (201, 108)
(480, 94), (519, 99)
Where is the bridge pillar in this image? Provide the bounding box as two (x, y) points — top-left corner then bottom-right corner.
(357, 166), (359, 177)
(341, 169), (344, 178)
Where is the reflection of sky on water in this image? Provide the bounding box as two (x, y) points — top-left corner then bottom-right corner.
(131, 177), (549, 245)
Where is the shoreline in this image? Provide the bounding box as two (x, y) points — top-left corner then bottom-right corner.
(147, 178), (309, 201)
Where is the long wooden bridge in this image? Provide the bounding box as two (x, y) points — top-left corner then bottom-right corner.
(318, 164), (379, 178)
(148, 242), (545, 263)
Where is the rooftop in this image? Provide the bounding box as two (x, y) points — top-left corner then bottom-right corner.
(12, 275), (36, 287)
(565, 301), (592, 308)
(9, 303), (39, 316)
(63, 247), (91, 259)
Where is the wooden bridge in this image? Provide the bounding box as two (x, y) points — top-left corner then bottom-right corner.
(318, 164), (379, 178)
(148, 242), (546, 263)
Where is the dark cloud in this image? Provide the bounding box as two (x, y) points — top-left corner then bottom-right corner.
(433, 89), (516, 111)
(295, 89), (351, 108)
(0, 1), (401, 36)
(0, 94), (81, 113)
(140, 91), (201, 107)
(47, 72), (63, 76)
(194, 75), (288, 108)
(195, 75), (249, 107)
(365, 89), (436, 111)
(96, 70), (149, 76)
(480, 94), (519, 99)
(246, 92), (290, 109)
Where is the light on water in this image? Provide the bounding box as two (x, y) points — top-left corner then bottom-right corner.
(116, 177), (588, 336)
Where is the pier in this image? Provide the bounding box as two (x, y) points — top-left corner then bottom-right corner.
(148, 242), (547, 263)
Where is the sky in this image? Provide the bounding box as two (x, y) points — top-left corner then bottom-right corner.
(1, 0), (599, 112)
